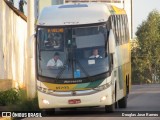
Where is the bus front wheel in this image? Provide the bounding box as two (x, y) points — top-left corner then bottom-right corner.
(105, 103), (115, 113)
(118, 84), (128, 108)
(118, 79), (128, 108)
(118, 96), (127, 108)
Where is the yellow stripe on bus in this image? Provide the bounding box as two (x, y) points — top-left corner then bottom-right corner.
(42, 82), (91, 91)
(112, 6), (126, 14)
(42, 82), (76, 91)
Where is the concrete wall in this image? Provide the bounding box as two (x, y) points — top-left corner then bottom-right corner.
(0, 80), (13, 91)
(0, 0), (27, 89)
(0, 0), (64, 90)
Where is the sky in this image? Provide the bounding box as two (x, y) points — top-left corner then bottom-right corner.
(12, 0), (160, 37)
(133, 0), (160, 37)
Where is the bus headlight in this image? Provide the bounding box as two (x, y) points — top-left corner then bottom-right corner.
(100, 96), (107, 101)
(93, 81), (112, 91)
(37, 86), (54, 94)
(42, 99), (50, 105)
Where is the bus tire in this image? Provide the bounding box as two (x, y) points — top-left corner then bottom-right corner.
(118, 96), (127, 108)
(105, 103), (115, 113)
(115, 101), (118, 108)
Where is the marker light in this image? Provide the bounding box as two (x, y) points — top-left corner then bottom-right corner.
(100, 96), (107, 102)
(42, 99), (50, 105)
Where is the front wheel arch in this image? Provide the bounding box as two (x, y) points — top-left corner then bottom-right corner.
(105, 81), (117, 113)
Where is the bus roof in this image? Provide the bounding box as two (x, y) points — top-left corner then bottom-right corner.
(37, 3), (126, 26)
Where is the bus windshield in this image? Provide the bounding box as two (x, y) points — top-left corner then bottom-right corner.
(37, 24), (109, 80)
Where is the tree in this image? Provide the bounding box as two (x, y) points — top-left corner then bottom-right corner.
(132, 10), (160, 84)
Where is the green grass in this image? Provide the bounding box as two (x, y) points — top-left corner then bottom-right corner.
(0, 88), (40, 111)
(0, 88), (19, 106)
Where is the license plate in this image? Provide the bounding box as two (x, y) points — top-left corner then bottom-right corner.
(68, 99), (81, 104)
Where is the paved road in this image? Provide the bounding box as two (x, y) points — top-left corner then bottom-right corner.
(23, 84), (160, 120)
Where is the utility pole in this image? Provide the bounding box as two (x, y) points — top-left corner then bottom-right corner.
(26, 0), (36, 99)
(131, 0), (133, 39)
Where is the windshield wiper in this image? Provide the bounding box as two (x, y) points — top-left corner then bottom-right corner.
(56, 45), (73, 80)
(56, 59), (68, 80)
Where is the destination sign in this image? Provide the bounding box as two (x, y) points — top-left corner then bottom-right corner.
(48, 28), (64, 33)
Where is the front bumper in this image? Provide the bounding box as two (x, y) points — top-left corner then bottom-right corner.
(38, 87), (113, 109)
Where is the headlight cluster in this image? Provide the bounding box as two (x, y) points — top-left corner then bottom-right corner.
(93, 81), (112, 91)
(37, 86), (55, 94)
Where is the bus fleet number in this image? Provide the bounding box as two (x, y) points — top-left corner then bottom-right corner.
(56, 86), (69, 90)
